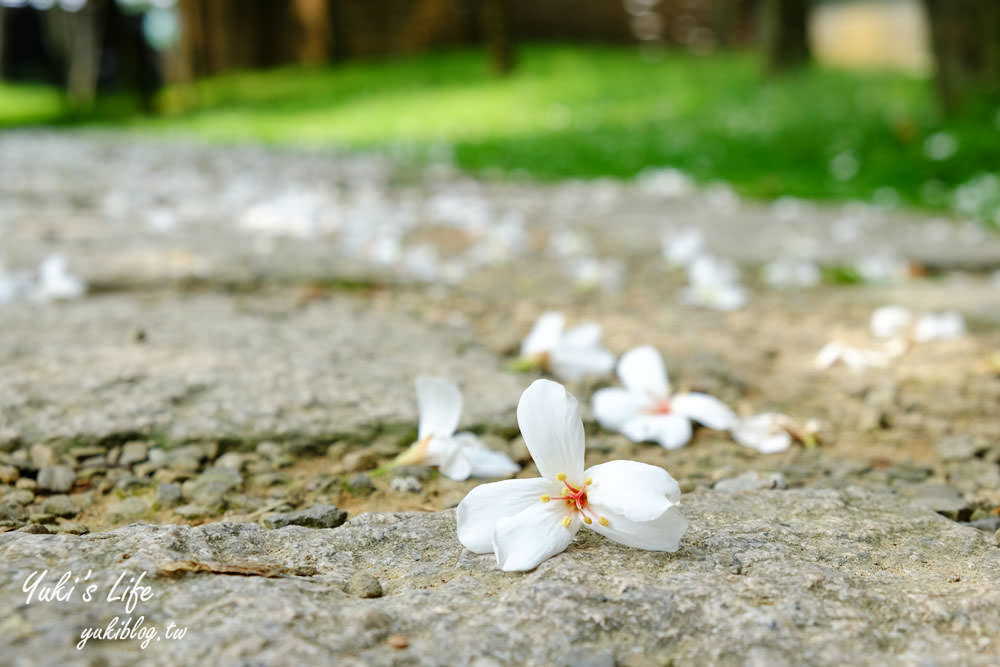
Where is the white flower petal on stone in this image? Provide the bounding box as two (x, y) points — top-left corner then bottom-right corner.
(493, 501), (578, 572)
(617, 345), (669, 398)
(415, 375), (462, 440)
(517, 379), (585, 482)
(870, 305), (914, 339)
(549, 343), (615, 382)
(671, 393), (737, 430)
(622, 414), (692, 449)
(661, 227), (704, 267)
(588, 505), (688, 551)
(592, 387), (645, 430)
(456, 477), (553, 553)
(520, 311), (565, 358)
(519, 313), (615, 381)
(585, 460), (679, 522)
(913, 311), (965, 342)
(452, 433), (520, 479)
(731, 414), (793, 454)
(36, 254), (86, 301)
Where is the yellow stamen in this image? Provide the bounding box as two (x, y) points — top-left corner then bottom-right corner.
(561, 516), (572, 528)
(556, 472), (567, 481)
(598, 517), (609, 526)
(540, 494), (551, 503)
(583, 516), (592, 524)
(584, 478), (593, 485)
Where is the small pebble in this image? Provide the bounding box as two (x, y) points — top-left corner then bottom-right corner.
(0, 464), (18, 484)
(389, 476), (422, 494)
(36, 465), (76, 493)
(387, 634), (409, 650)
(348, 571), (383, 598)
(156, 482), (183, 507)
(119, 441), (149, 467)
(348, 473), (375, 495)
(41, 494), (78, 518)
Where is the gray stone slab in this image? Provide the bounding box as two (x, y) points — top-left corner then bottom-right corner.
(0, 487), (997, 666)
(0, 292), (523, 446)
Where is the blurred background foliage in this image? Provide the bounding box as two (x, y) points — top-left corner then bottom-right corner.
(1, 0), (999, 223)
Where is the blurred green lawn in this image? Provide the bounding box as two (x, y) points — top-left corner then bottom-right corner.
(3, 45), (998, 219)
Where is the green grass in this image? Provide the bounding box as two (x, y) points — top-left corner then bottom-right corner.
(3, 45), (999, 220)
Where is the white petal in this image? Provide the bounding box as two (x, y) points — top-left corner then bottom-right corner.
(415, 375), (462, 439)
(425, 434), (462, 469)
(621, 414), (692, 449)
(453, 432), (521, 478)
(493, 501), (578, 571)
(520, 311), (565, 357)
(814, 341), (844, 369)
(588, 505), (688, 551)
(914, 311), (965, 342)
(671, 392), (736, 430)
(592, 387), (644, 430)
(585, 460), (680, 522)
(549, 343), (615, 381)
(456, 477), (552, 554)
(516, 379), (586, 481)
(870, 305), (913, 339)
(616, 345), (669, 398)
(731, 414), (792, 454)
(560, 322), (603, 349)
(436, 447), (473, 481)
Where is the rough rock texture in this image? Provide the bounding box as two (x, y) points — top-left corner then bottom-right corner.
(0, 292), (524, 445)
(2, 487), (998, 667)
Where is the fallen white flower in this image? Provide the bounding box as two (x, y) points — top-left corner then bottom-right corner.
(761, 257), (820, 289)
(396, 376), (519, 481)
(36, 255), (86, 301)
(913, 311), (965, 342)
(661, 227), (704, 267)
(870, 305), (914, 339)
(678, 255), (747, 311)
(731, 413), (793, 454)
(518, 312), (615, 381)
(814, 340), (901, 372)
(869, 305), (965, 342)
(592, 346), (737, 449)
(457, 379), (687, 571)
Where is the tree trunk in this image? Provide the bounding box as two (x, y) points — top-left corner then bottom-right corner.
(760, 0), (809, 73)
(481, 0), (515, 75)
(44, 0), (106, 108)
(924, 0), (1000, 113)
(0, 7), (6, 79)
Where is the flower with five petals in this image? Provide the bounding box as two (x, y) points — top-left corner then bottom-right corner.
(592, 346), (737, 449)
(457, 379), (687, 571)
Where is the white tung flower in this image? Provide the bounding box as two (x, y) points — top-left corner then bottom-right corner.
(36, 255), (86, 301)
(870, 305), (965, 342)
(397, 376), (519, 481)
(519, 312), (615, 381)
(678, 255), (747, 311)
(592, 346), (737, 449)
(731, 413), (794, 454)
(457, 379), (687, 572)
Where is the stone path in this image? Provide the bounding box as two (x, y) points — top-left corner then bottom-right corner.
(1, 131), (999, 665)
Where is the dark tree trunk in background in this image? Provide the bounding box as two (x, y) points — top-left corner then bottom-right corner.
(760, 0), (809, 73)
(43, 0), (106, 107)
(924, 0), (1000, 114)
(0, 7), (6, 79)
(481, 0), (515, 75)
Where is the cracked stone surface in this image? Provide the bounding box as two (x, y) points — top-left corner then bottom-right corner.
(1, 488), (998, 666)
(0, 292), (523, 446)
